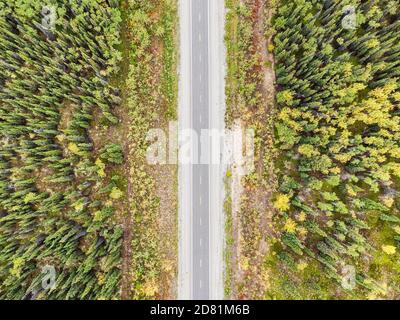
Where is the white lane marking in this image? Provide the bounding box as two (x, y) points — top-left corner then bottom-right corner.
(199, 114), (202, 123)
(199, 280), (203, 289)
(198, 13), (201, 22)
(200, 259), (203, 268)
(199, 33), (202, 42)
(200, 238), (203, 247)
(199, 54), (202, 62)
(199, 196), (202, 205)
(199, 175), (202, 185)
(199, 73), (202, 83)
(199, 217), (202, 226)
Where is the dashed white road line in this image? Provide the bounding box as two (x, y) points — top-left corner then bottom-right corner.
(178, 0), (225, 300)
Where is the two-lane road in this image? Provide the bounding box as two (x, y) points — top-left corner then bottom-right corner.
(191, 0), (210, 300)
(178, 0), (225, 300)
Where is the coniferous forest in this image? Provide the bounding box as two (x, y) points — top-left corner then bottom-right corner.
(272, 0), (400, 298)
(0, 0), (124, 299)
(225, 0), (400, 300)
(0, 0), (178, 300)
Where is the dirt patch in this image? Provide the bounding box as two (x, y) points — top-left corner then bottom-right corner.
(58, 99), (75, 132)
(229, 120), (246, 297)
(118, 0), (178, 299)
(117, 6), (135, 299)
(152, 160), (178, 299)
(226, 0), (278, 300)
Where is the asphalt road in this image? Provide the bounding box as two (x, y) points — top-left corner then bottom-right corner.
(178, 0), (225, 300)
(191, 0), (210, 300)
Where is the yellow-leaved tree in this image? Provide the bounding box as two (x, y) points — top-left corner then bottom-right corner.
(274, 193), (291, 212)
